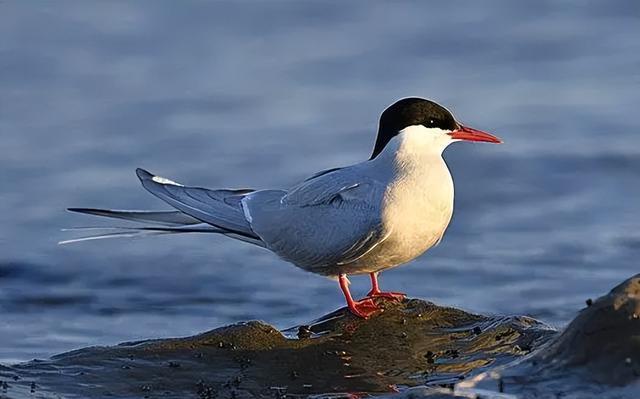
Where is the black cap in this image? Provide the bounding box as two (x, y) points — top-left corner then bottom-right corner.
(370, 98), (458, 159)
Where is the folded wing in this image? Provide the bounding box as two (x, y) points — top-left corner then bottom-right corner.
(244, 166), (388, 274)
(136, 168), (259, 241)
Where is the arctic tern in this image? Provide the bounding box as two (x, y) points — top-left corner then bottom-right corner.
(65, 97), (501, 318)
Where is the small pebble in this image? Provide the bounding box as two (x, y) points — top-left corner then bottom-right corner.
(168, 361), (181, 368)
(585, 298), (593, 307)
(424, 350), (435, 364)
(445, 349), (459, 359)
(473, 326), (482, 335)
(297, 325), (312, 339)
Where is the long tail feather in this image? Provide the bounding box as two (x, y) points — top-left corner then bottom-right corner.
(67, 208), (200, 226)
(59, 224), (265, 247)
(59, 229), (172, 244)
(63, 168), (266, 247)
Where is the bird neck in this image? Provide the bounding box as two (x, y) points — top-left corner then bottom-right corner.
(370, 129), (452, 176)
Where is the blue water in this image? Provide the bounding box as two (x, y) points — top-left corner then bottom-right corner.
(1, 1), (639, 364)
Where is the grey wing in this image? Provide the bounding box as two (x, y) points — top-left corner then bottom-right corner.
(245, 168), (388, 274)
(283, 166), (381, 207)
(135, 168), (260, 241)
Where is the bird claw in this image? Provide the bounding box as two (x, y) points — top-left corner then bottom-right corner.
(347, 298), (382, 319)
(365, 291), (406, 302)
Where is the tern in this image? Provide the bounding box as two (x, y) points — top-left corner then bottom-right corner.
(65, 97), (501, 318)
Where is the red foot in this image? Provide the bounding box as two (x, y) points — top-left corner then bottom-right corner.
(366, 272), (406, 302)
(366, 290), (406, 301)
(339, 274), (383, 319)
(347, 297), (381, 319)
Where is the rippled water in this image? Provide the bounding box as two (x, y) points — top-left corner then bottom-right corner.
(1, 1), (639, 364)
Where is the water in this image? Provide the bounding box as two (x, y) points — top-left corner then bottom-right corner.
(1, 1), (639, 364)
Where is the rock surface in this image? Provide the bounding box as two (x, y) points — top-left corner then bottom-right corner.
(460, 273), (640, 399)
(0, 274), (638, 399)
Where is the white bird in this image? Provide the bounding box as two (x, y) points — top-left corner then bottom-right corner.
(65, 97), (501, 318)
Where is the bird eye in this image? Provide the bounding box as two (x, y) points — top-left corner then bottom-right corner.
(422, 119), (440, 130)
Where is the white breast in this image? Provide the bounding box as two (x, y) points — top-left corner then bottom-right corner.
(381, 154), (454, 264)
(355, 125), (456, 272)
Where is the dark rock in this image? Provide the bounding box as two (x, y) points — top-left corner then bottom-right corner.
(2, 274), (638, 398)
(532, 274), (640, 385)
(296, 325), (312, 339)
(0, 298), (553, 398)
(461, 273), (640, 398)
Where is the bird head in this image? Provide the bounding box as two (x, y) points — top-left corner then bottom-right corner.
(370, 97), (501, 159)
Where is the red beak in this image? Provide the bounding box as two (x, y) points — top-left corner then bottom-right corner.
(448, 125), (502, 143)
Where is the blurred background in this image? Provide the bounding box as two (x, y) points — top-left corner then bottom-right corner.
(1, 1), (639, 364)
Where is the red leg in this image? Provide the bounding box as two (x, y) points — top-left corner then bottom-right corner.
(366, 272), (406, 301)
(339, 274), (380, 318)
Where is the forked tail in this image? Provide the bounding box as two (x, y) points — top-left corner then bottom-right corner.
(61, 168), (265, 247)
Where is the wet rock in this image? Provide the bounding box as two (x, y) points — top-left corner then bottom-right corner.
(458, 273), (640, 398)
(2, 274), (638, 398)
(536, 274), (640, 385)
(0, 298), (554, 398)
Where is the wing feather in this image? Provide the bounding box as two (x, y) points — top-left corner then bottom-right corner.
(136, 168), (259, 240)
(245, 166), (387, 274)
